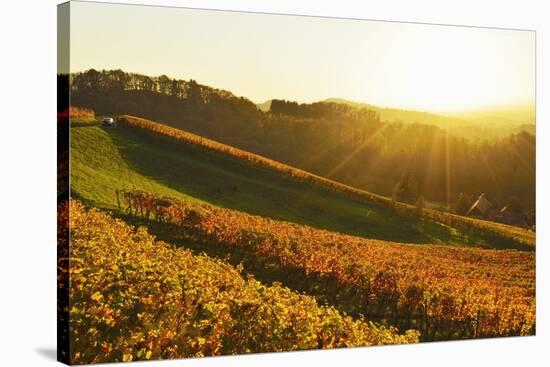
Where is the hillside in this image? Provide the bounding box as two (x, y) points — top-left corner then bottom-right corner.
(69, 71), (536, 208)
(260, 97), (459, 127)
(449, 105), (535, 126)
(116, 189), (536, 340)
(325, 97), (536, 139)
(71, 120), (447, 244)
(70, 115), (534, 250)
(62, 200), (417, 364)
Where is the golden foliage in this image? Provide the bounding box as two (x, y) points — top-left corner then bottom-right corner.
(120, 189), (536, 340)
(61, 200), (417, 364)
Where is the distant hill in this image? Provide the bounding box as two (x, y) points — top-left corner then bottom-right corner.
(323, 98), (535, 135)
(323, 97), (467, 127)
(449, 105), (536, 126)
(256, 99), (272, 112)
(324, 97), (536, 138)
(517, 124), (536, 135)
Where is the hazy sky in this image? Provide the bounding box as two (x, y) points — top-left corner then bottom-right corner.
(67, 1), (535, 113)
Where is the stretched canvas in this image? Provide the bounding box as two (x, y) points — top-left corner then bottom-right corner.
(57, 1), (536, 365)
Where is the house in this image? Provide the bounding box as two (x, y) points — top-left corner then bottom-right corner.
(466, 193), (528, 227)
(496, 205), (525, 226)
(467, 193), (493, 218)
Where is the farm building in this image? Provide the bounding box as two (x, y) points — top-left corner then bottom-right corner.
(467, 193), (527, 227)
(467, 193), (493, 218)
(495, 205), (525, 226)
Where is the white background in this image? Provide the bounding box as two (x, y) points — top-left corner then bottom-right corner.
(0, 0), (548, 365)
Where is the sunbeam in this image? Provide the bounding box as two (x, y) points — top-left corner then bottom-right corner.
(326, 123), (389, 179)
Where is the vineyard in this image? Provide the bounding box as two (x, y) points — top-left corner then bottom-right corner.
(116, 189), (536, 341)
(60, 200), (418, 364)
(117, 115), (535, 250)
(58, 106), (95, 123)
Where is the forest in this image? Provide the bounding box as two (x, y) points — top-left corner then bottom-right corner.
(68, 70), (535, 223)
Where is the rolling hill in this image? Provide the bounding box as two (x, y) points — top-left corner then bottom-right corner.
(324, 97), (536, 138)
(71, 119), (446, 244)
(69, 71), (536, 207)
(324, 98), (467, 127)
(70, 115), (533, 250)
(258, 97), (465, 127)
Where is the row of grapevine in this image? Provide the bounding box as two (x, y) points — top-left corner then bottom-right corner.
(116, 115), (534, 249)
(118, 189), (536, 341)
(58, 106), (95, 122)
(61, 200), (418, 364)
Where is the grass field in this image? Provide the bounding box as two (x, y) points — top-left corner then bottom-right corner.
(70, 117), (533, 249)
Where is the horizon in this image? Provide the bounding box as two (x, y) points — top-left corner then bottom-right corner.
(66, 1), (535, 115)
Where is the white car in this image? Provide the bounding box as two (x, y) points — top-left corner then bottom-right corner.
(102, 117), (116, 127)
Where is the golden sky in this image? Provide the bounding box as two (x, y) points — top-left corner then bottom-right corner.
(67, 1), (535, 113)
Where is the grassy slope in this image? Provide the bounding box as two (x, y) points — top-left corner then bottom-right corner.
(70, 119), (533, 249)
